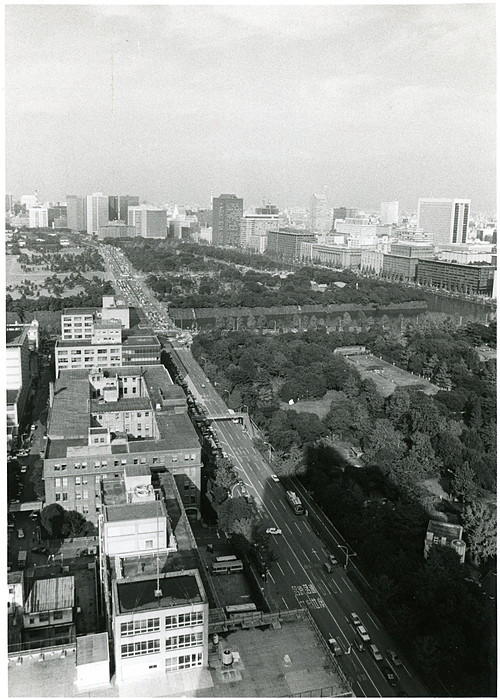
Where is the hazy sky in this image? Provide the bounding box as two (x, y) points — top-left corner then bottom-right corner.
(5, 3), (496, 212)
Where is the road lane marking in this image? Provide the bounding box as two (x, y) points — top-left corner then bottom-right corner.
(312, 550), (321, 560)
(294, 522), (302, 533)
(342, 577), (353, 592)
(276, 562), (285, 576)
(287, 560), (295, 573)
(366, 612), (380, 630)
(301, 549), (311, 563)
(330, 577), (342, 593)
(268, 571), (276, 584)
(401, 663), (412, 677)
(285, 522), (293, 535)
(281, 596), (289, 609)
(352, 649), (383, 697)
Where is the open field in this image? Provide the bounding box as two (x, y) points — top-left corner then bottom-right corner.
(6, 255), (107, 298)
(280, 389), (342, 419)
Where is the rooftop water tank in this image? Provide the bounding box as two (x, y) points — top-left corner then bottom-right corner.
(222, 649), (233, 666)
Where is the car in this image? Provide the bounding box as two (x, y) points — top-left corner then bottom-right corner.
(350, 612), (362, 626)
(369, 644), (383, 662)
(31, 546), (48, 555)
(266, 527), (282, 535)
(17, 529), (25, 539)
(355, 625), (371, 643)
(380, 662), (398, 687)
(387, 649), (402, 667)
(20, 465), (27, 473)
(29, 512), (39, 520)
(329, 554), (339, 566)
(328, 637), (343, 656)
(270, 474), (280, 482)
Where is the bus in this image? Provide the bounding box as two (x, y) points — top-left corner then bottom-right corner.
(286, 490), (305, 515)
(225, 603), (257, 617)
(211, 559), (244, 575)
(215, 555), (238, 563)
(17, 551), (27, 569)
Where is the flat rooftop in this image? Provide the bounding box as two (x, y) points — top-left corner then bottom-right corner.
(49, 372), (90, 438)
(76, 632), (109, 666)
(154, 413), (199, 450)
(90, 397), (151, 413)
(62, 307), (98, 315)
(105, 500), (166, 523)
(116, 572), (203, 613)
(122, 335), (161, 347)
(6, 326), (29, 346)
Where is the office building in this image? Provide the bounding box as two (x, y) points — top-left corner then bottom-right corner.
(6, 325), (34, 434)
(23, 576), (75, 634)
(424, 521), (466, 564)
(360, 249), (384, 274)
(380, 201), (399, 225)
(5, 193), (13, 212)
(66, 195), (87, 232)
(240, 212), (280, 252)
(334, 218), (384, 246)
(48, 203), (68, 229)
(416, 259), (495, 295)
(333, 207), (358, 224)
(382, 241), (435, 281)
(437, 243), (493, 264)
(417, 198), (471, 245)
(267, 227), (316, 260)
(28, 206), (48, 228)
(43, 364), (201, 522)
(310, 192), (331, 234)
(21, 194), (38, 210)
(128, 206), (167, 238)
(284, 207), (308, 227)
(109, 195), (140, 223)
(97, 222), (137, 239)
(212, 194), (244, 246)
(86, 192), (109, 235)
(301, 242), (363, 269)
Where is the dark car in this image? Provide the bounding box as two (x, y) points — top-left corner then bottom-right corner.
(31, 546), (49, 555)
(380, 662), (398, 687)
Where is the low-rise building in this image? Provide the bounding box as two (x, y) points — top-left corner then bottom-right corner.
(6, 325), (34, 435)
(267, 228), (315, 260)
(301, 242), (363, 269)
(382, 241), (435, 281)
(23, 576), (75, 631)
(424, 520), (466, 564)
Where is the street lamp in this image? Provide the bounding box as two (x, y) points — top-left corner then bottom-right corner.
(338, 544), (357, 570)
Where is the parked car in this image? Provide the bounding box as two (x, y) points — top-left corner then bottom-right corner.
(20, 464), (27, 473)
(17, 528), (25, 539)
(328, 637), (343, 656)
(387, 649), (402, 667)
(381, 662), (398, 687)
(369, 644), (383, 662)
(355, 625), (371, 643)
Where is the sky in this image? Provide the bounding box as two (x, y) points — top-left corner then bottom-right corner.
(5, 3), (497, 213)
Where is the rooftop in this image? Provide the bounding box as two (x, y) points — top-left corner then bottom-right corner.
(76, 633), (109, 666)
(122, 335), (161, 347)
(154, 413), (199, 450)
(62, 307), (98, 316)
(427, 520), (463, 541)
(25, 576), (75, 614)
(6, 326), (29, 346)
(49, 372), (90, 438)
(116, 571), (203, 613)
(105, 500), (166, 523)
(90, 397), (151, 413)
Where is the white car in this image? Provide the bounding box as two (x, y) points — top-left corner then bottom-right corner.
(266, 527), (282, 535)
(271, 474), (280, 482)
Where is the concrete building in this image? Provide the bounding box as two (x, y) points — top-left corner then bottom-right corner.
(6, 325), (33, 434)
(109, 195), (140, 223)
(43, 365), (201, 522)
(128, 206), (167, 238)
(48, 203), (68, 229)
(121, 335), (161, 366)
(240, 212), (280, 252)
(97, 222), (137, 240)
(101, 296), (131, 329)
(75, 633), (111, 691)
(267, 227), (315, 260)
(23, 576), (75, 634)
(310, 192), (331, 234)
(424, 520), (466, 564)
(382, 241), (435, 281)
(417, 198), (471, 245)
(8, 571), (24, 616)
(6, 193), (14, 212)
(21, 194), (38, 210)
(360, 249), (384, 274)
(28, 206), (48, 229)
(86, 193), (109, 235)
(61, 297), (130, 340)
(212, 194), (244, 246)
(301, 242), (363, 269)
(437, 243), (493, 264)
(416, 259), (495, 295)
(111, 568), (208, 684)
(66, 195), (87, 232)
(380, 201), (399, 225)
(334, 218), (384, 246)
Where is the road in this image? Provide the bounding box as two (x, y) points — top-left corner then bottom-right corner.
(100, 243), (429, 697)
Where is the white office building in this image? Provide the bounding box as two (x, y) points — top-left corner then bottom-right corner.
(417, 198), (471, 246)
(240, 213), (280, 252)
(28, 206), (48, 228)
(86, 192), (109, 235)
(380, 201), (399, 226)
(310, 192), (331, 234)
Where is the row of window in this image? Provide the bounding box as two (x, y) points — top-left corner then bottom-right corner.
(120, 612), (203, 637)
(120, 638), (203, 659)
(52, 453), (198, 473)
(166, 653), (203, 672)
(121, 639), (160, 657)
(165, 632), (203, 650)
(95, 409), (148, 419)
(58, 348), (121, 356)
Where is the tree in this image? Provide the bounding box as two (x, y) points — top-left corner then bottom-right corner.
(40, 503), (65, 537)
(462, 501), (497, 566)
(61, 510), (97, 538)
(450, 462), (477, 504)
(272, 445), (304, 478)
(213, 457), (238, 492)
(217, 496), (260, 543)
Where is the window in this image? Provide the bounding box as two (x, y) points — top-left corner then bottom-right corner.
(61, 464), (67, 471)
(39, 612), (49, 623)
(83, 505), (89, 514)
(75, 463), (81, 470)
(76, 492), (82, 500)
(121, 459), (127, 465)
(165, 611), (203, 629)
(133, 458), (139, 465)
(81, 462), (87, 468)
(121, 618), (160, 636)
(82, 477), (88, 485)
(172, 456), (178, 463)
(165, 632), (203, 650)
(83, 490), (89, 499)
(190, 454), (196, 460)
(121, 639), (160, 658)
(53, 610), (64, 620)
(62, 477), (68, 488)
(184, 455), (189, 461)
(55, 478), (61, 488)
(54, 464), (61, 471)
(75, 477), (81, 486)
(114, 460), (119, 467)
(145, 540), (154, 549)
(55, 493), (61, 502)
(62, 493), (68, 501)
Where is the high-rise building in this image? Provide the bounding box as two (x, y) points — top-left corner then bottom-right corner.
(240, 211), (280, 252)
(66, 195), (87, 232)
(21, 194), (38, 210)
(417, 198), (471, 245)
(86, 192), (109, 235)
(48, 203), (68, 228)
(380, 201), (399, 225)
(267, 227), (316, 260)
(310, 192), (331, 234)
(109, 195), (140, 222)
(5, 194), (13, 213)
(128, 205), (167, 238)
(28, 206), (48, 228)
(212, 194), (243, 246)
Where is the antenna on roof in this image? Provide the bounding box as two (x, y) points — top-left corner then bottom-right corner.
(154, 499), (162, 598)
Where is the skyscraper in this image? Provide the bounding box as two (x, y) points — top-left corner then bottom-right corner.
(5, 194), (13, 213)
(66, 195), (87, 231)
(128, 205), (167, 238)
(240, 210), (280, 252)
(380, 201), (399, 225)
(417, 198), (471, 245)
(28, 206), (48, 228)
(108, 195), (140, 222)
(310, 192), (331, 234)
(212, 194), (243, 246)
(86, 192), (109, 235)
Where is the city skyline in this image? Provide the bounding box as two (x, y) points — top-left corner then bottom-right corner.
(6, 4), (496, 211)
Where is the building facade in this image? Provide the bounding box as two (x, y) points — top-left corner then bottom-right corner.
(212, 194), (244, 246)
(417, 198), (471, 246)
(28, 206), (48, 228)
(310, 192), (331, 234)
(382, 241), (435, 281)
(240, 213), (280, 251)
(97, 223), (137, 240)
(128, 206), (167, 238)
(109, 195), (140, 223)
(380, 201), (399, 225)
(6, 326), (33, 432)
(416, 259), (495, 295)
(66, 195), (87, 232)
(86, 193), (109, 235)
(301, 242), (363, 269)
(267, 228), (315, 260)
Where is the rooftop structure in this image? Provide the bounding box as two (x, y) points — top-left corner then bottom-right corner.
(424, 520), (466, 564)
(25, 576), (75, 614)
